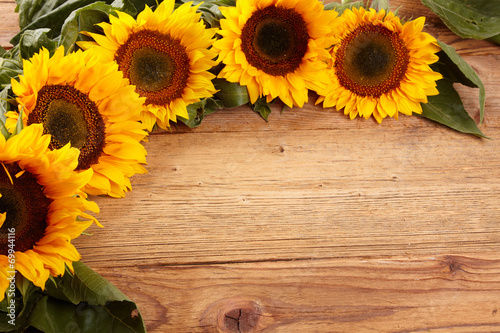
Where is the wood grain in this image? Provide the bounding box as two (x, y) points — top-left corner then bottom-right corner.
(2, 0), (500, 331)
(0, 0), (17, 49)
(105, 255), (500, 332)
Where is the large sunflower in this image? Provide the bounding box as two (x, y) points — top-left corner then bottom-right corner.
(213, 0), (339, 108)
(0, 124), (100, 301)
(9, 47), (148, 198)
(79, 0), (219, 130)
(317, 7), (443, 122)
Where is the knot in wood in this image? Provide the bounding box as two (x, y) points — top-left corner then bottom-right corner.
(222, 303), (261, 333)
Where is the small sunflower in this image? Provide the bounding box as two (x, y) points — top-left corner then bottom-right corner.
(79, 0), (219, 130)
(0, 124), (100, 301)
(317, 7), (443, 122)
(213, 0), (339, 108)
(9, 47), (148, 198)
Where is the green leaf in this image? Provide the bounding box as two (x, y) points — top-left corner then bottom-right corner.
(181, 97), (223, 128)
(434, 40), (485, 124)
(19, 29), (58, 59)
(0, 263), (146, 332)
(213, 79), (250, 108)
(61, 5), (107, 53)
(324, 0), (364, 13)
(44, 261), (129, 306)
(0, 57), (22, 89)
(127, 0), (157, 13)
(0, 283), (43, 332)
(110, 0), (138, 16)
(60, 1), (137, 53)
(16, 0), (68, 30)
(421, 0), (500, 43)
(197, 3), (223, 28)
(27, 296), (145, 333)
(11, 0), (116, 45)
(251, 97), (273, 121)
(419, 78), (488, 138)
(488, 33), (500, 44)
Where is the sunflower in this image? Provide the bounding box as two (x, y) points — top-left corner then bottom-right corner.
(0, 124), (100, 301)
(8, 46), (148, 198)
(317, 7), (443, 122)
(213, 0), (339, 108)
(79, 0), (219, 130)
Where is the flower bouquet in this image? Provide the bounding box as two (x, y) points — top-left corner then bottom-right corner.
(0, 0), (497, 331)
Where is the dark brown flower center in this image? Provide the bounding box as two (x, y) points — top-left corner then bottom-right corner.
(28, 85), (106, 171)
(335, 24), (410, 97)
(240, 5), (309, 76)
(115, 30), (190, 106)
(0, 163), (51, 254)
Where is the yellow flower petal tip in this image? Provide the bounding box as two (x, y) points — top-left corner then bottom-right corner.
(0, 124), (99, 298)
(213, 0), (340, 108)
(79, 0), (219, 130)
(318, 7), (442, 122)
(10, 47), (148, 198)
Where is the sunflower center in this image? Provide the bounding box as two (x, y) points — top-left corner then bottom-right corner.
(335, 24), (409, 97)
(115, 30), (190, 106)
(129, 47), (175, 92)
(45, 99), (88, 149)
(0, 163), (51, 254)
(28, 85), (106, 171)
(241, 5), (309, 76)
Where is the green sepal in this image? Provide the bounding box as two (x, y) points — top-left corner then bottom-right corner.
(421, 0), (500, 44)
(11, 109), (25, 137)
(324, 0), (364, 13)
(15, 276), (39, 302)
(419, 78), (489, 138)
(370, 0), (390, 11)
(433, 40), (486, 124)
(213, 78), (250, 108)
(0, 87), (13, 140)
(180, 97), (224, 128)
(251, 97), (273, 121)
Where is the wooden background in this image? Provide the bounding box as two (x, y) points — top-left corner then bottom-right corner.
(2, 0), (500, 331)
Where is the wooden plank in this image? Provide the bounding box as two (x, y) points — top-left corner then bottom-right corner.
(0, 0), (17, 49)
(1, 0), (500, 331)
(75, 123), (500, 268)
(96, 255), (500, 332)
(74, 44), (500, 269)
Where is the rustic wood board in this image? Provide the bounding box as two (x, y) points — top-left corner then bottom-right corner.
(1, 0), (500, 331)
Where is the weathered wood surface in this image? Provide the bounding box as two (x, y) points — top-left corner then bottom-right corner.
(2, 0), (500, 331)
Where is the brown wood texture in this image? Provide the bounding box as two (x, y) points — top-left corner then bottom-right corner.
(2, 0), (500, 332)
